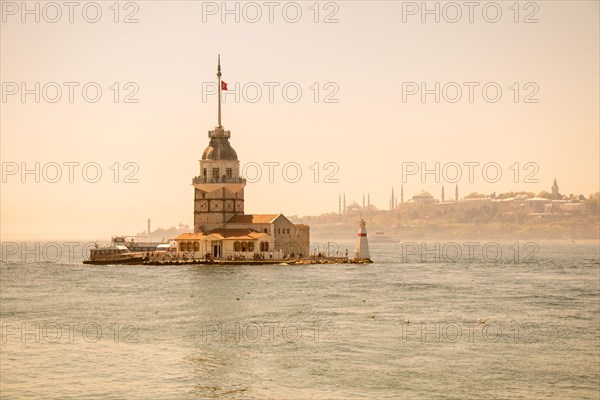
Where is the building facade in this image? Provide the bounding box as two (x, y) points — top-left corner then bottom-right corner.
(174, 230), (276, 259)
(225, 214), (310, 257)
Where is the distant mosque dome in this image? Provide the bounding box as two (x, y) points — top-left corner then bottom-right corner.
(413, 190), (433, 199)
(202, 136), (238, 160)
(346, 201), (362, 214)
(412, 190), (435, 204)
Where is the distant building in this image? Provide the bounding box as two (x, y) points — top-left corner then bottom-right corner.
(552, 178), (560, 197)
(525, 197), (552, 213)
(411, 190), (435, 204)
(345, 201), (362, 214)
(545, 200), (584, 214)
(436, 197), (492, 211)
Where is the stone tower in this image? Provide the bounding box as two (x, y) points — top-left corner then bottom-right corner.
(552, 178), (559, 196)
(193, 56), (246, 233)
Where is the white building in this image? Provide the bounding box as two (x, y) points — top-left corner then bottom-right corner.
(174, 230), (277, 259)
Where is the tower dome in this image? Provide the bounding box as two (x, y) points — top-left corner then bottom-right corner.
(202, 135), (238, 160)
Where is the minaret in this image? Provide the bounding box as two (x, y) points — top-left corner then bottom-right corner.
(455, 184), (459, 202)
(392, 187), (395, 210)
(343, 194), (346, 213)
(192, 55), (246, 233)
(368, 193), (370, 207)
(147, 218), (151, 235)
(441, 185), (445, 203)
(353, 218), (371, 260)
(401, 184), (404, 204)
(362, 193), (365, 210)
(338, 193), (341, 214)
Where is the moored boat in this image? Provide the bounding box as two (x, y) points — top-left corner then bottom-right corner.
(83, 245), (145, 265)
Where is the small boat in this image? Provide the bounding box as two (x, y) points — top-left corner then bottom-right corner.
(112, 235), (165, 252)
(369, 231), (399, 243)
(83, 245), (145, 265)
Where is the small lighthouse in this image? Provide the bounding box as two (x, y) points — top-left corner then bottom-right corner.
(354, 218), (371, 261)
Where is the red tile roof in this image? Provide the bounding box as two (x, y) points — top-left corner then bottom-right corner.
(175, 229), (271, 241)
(226, 214), (280, 224)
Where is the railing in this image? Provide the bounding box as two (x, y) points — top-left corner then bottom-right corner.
(192, 176), (246, 184)
(208, 130), (231, 138)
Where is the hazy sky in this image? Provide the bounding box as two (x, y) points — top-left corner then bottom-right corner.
(1, 0), (599, 240)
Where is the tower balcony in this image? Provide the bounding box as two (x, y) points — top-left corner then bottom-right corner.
(208, 128), (231, 138)
(192, 176), (247, 194)
(193, 176), (246, 185)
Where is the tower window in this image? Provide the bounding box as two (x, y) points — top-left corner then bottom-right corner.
(212, 168), (219, 178)
(203, 168), (207, 177)
(226, 168), (232, 179)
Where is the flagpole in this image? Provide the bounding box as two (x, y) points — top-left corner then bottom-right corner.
(217, 54), (222, 128)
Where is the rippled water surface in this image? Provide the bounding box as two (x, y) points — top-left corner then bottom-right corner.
(1, 241), (599, 399)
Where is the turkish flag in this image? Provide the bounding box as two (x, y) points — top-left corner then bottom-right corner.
(221, 81), (228, 91)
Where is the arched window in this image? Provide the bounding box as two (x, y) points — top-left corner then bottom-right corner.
(248, 242), (254, 252)
(194, 242), (199, 252)
(234, 241), (241, 252)
(242, 242), (247, 252)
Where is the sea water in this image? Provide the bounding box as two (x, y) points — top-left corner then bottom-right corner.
(1, 240), (598, 399)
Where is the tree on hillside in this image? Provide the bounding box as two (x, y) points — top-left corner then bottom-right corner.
(465, 192), (487, 199)
(497, 191), (534, 199)
(537, 191), (552, 199)
(584, 192), (599, 214)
